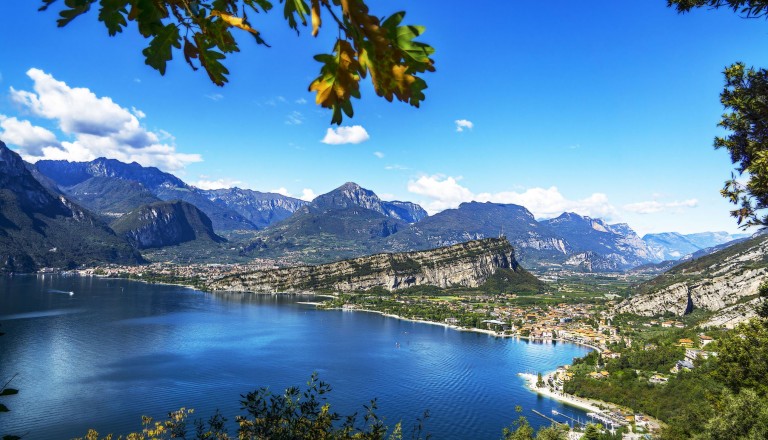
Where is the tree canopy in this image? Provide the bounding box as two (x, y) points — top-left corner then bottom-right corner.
(668, 0), (768, 18)
(667, 0), (768, 227)
(38, 0), (435, 125)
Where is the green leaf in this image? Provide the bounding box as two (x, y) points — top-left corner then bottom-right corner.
(56, 0), (97, 27)
(98, 0), (129, 36)
(0, 389), (19, 396)
(283, 0), (310, 32)
(195, 35), (230, 86)
(142, 23), (181, 75)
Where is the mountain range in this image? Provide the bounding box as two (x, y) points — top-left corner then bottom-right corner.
(0, 141), (750, 272)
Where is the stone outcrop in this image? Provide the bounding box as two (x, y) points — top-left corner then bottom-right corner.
(208, 237), (535, 293)
(616, 234), (768, 325)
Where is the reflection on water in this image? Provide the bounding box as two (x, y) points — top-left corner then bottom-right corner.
(0, 275), (592, 440)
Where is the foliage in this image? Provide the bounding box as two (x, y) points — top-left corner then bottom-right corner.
(759, 281), (768, 318)
(700, 388), (768, 440)
(38, 0), (435, 124)
(712, 63), (768, 227)
(712, 318), (768, 395)
(76, 373), (430, 439)
(668, 0), (768, 18)
(0, 327), (21, 440)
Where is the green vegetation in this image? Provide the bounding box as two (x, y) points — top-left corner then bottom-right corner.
(1, 327), (21, 440)
(40, 0), (435, 125)
(564, 317), (768, 439)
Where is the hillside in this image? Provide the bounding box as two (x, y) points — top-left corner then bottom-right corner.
(209, 237), (543, 294)
(111, 200), (225, 249)
(616, 233), (768, 327)
(0, 141), (143, 271)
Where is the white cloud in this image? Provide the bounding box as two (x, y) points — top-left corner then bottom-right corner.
(270, 187), (292, 197)
(205, 93), (224, 101)
(295, 98), (308, 104)
(373, 151), (384, 159)
(385, 164), (409, 171)
(623, 199), (699, 214)
(407, 174), (619, 219)
(268, 187), (316, 201)
(195, 178), (242, 190)
(300, 188), (317, 201)
(455, 119), (474, 132)
(407, 175), (474, 213)
(131, 107), (146, 119)
(321, 125), (370, 145)
(8, 68), (201, 171)
(0, 115), (60, 155)
(285, 111), (304, 125)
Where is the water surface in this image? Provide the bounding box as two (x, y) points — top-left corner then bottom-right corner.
(0, 275), (592, 439)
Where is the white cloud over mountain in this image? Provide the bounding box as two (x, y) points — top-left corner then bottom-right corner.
(3, 68), (201, 171)
(407, 174), (619, 220)
(623, 199), (698, 214)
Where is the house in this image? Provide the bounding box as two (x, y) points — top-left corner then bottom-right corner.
(603, 349), (621, 359)
(699, 335), (714, 347)
(649, 374), (669, 384)
(444, 317), (459, 325)
(671, 359), (694, 373)
(678, 338), (695, 348)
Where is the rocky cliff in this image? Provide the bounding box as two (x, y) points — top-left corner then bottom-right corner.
(0, 141), (143, 271)
(616, 233), (768, 327)
(111, 200), (225, 249)
(209, 238), (540, 293)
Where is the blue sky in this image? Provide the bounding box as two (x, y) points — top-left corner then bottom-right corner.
(0, 1), (765, 236)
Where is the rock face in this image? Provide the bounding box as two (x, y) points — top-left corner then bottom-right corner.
(201, 188), (307, 228)
(312, 182), (428, 223)
(616, 233), (768, 326)
(111, 200), (225, 249)
(642, 231), (749, 262)
(0, 141), (143, 271)
(210, 237), (538, 293)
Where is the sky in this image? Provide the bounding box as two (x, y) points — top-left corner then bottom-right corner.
(0, 1), (766, 236)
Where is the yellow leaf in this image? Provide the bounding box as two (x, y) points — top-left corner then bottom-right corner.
(311, 0), (321, 37)
(210, 10), (261, 36)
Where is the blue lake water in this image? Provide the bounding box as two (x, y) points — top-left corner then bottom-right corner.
(0, 275), (592, 439)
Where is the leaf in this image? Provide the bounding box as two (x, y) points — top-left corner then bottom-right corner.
(183, 37), (200, 71)
(310, 0), (321, 37)
(0, 389), (19, 396)
(56, 0), (97, 27)
(195, 34), (230, 86)
(141, 23), (181, 75)
(211, 11), (259, 35)
(284, 0), (310, 33)
(98, 0), (129, 36)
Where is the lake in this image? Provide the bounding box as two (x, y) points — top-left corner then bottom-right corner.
(0, 275), (592, 439)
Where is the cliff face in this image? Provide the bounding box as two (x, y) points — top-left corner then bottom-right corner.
(209, 238), (535, 293)
(616, 233), (768, 327)
(111, 200), (225, 249)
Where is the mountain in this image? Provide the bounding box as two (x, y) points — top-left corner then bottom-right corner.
(244, 183), (430, 263)
(65, 177), (161, 218)
(642, 231), (750, 262)
(111, 200), (225, 249)
(200, 188), (308, 228)
(386, 202), (567, 263)
(210, 237), (543, 294)
(311, 182), (428, 223)
(34, 158), (258, 231)
(0, 141), (143, 271)
(616, 233), (768, 328)
(542, 213), (652, 270)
